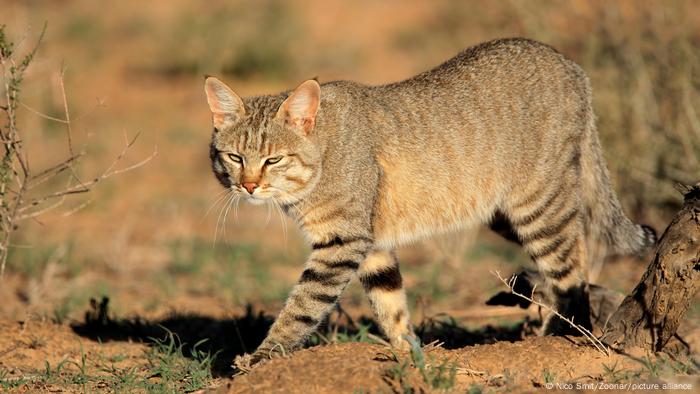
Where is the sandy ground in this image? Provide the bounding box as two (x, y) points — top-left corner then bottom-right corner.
(2, 313), (699, 393)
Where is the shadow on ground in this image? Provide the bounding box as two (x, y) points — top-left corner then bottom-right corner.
(71, 297), (534, 377)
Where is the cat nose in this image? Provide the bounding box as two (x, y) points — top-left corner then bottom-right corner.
(242, 182), (258, 194)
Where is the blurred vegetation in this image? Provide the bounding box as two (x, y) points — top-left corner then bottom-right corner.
(581, 6), (700, 221)
(137, 0), (302, 80)
(7, 242), (80, 278)
(164, 238), (294, 305)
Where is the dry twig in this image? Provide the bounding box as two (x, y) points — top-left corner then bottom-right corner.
(491, 270), (609, 356)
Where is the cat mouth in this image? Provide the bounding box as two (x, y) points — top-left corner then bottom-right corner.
(246, 196), (266, 205)
(239, 186), (285, 205)
(243, 192), (275, 205)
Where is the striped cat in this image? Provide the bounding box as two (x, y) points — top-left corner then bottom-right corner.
(203, 38), (656, 365)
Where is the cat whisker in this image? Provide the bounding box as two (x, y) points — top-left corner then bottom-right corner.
(233, 195), (241, 222)
(264, 200), (273, 227)
(220, 190), (240, 240)
(207, 187), (232, 208)
(272, 199), (288, 245)
(286, 199), (303, 219)
(213, 194), (227, 245)
(212, 191), (233, 242)
(202, 188), (234, 222)
(214, 192), (237, 245)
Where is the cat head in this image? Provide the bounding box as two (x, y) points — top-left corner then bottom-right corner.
(204, 77), (322, 206)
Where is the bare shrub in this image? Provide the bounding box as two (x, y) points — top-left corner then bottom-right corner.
(0, 25), (155, 275)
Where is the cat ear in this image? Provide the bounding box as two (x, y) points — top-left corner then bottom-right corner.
(276, 79), (320, 136)
(204, 77), (245, 130)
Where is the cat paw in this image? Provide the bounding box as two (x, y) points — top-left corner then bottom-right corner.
(389, 332), (419, 351)
(389, 337), (411, 351)
(232, 352), (269, 374)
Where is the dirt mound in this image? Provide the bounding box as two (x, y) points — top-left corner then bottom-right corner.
(223, 337), (655, 393)
(226, 343), (390, 393)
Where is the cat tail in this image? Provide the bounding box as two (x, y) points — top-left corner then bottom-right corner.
(580, 107), (657, 261)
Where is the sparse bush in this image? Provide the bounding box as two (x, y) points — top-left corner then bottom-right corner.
(0, 25), (154, 276)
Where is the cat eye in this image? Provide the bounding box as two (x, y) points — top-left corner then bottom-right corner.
(265, 156), (283, 165)
(226, 153), (242, 164)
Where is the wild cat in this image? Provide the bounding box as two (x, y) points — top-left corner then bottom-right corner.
(203, 38), (655, 365)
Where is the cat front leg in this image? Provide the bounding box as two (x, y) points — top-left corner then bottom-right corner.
(359, 249), (415, 349)
(249, 233), (374, 364)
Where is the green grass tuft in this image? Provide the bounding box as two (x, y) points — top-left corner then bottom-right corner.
(384, 336), (457, 392)
(143, 329), (218, 392)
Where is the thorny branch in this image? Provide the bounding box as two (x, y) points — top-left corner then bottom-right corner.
(491, 270), (610, 356)
(0, 25), (154, 276)
(17, 133), (157, 216)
